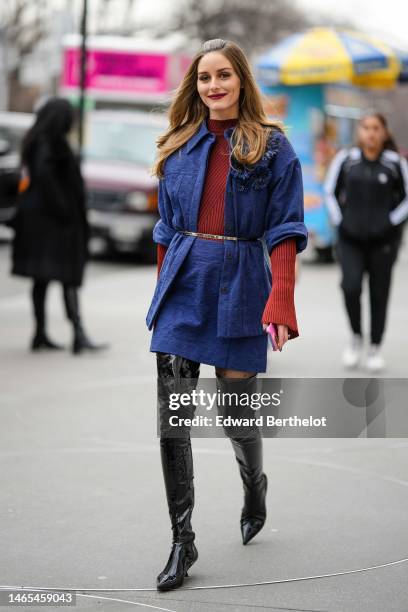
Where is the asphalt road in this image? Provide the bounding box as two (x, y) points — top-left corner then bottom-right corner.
(1, 239), (407, 612)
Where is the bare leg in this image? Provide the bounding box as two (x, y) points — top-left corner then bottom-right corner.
(215, 367), (256, 379)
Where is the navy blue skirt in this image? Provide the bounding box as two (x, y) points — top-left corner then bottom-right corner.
(150, 238), (268, 372)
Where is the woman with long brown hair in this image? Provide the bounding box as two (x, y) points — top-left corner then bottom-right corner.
(145, 38), (308, 591)
(324, 111), (408, 372)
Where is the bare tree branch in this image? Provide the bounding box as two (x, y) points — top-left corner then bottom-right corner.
(3, 0), (49, 63)
(131, 0), (310, 54)
(95, 0), (140, 36)
(130, 0), (358, 56)
(1, 0), (50, 111)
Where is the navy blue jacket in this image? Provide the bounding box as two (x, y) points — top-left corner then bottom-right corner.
(146, 119), (308, 338)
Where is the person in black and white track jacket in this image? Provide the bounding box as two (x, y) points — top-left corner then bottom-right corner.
(324, 111), (408, 372)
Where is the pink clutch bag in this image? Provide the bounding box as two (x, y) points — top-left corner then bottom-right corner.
(266, 322), (279, 351)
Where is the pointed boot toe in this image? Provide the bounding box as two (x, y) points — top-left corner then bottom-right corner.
(241, 518), (266, 545)
(241, 473), (268, 545)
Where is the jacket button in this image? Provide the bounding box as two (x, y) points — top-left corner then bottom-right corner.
(220, 285), (228, 294)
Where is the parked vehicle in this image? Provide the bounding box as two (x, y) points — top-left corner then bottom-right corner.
(82, 110), (166, 260)
(0, 112), (34, 236)
(0, 109), (166, 261)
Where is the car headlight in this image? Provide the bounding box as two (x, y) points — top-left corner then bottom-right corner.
(126, 191), (148, 211)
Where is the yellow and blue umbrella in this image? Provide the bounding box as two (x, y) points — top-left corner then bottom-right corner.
(256, 27), (402, 89)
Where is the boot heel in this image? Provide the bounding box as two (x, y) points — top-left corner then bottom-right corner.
(185, 542), (198, 569)
(184, 543), (198, 578)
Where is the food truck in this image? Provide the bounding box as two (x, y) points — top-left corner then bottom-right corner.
(60, 34), (192, 111)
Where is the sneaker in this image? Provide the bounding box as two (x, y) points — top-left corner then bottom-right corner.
(365, 344), (385, 372)
(342, 334), (363, 369)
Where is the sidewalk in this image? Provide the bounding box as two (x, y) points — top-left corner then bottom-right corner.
(0, 243), (407, 611)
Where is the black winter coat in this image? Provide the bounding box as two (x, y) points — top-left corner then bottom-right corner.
(10, 138), (89, 287)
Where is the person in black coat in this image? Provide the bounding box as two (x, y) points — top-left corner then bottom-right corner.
(10, 97), (107, 354)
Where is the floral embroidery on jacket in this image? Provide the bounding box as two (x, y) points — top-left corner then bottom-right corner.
(229, 129), (283, 192)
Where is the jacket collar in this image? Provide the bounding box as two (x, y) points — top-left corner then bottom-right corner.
(186, 119), (236, 154)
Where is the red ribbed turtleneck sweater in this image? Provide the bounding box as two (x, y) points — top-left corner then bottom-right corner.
(156, 117), (299, 338)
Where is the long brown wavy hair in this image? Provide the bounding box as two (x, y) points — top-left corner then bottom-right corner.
(151, 38), (284, 178)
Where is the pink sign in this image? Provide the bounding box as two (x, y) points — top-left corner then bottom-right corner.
(62, 48), (171, 94)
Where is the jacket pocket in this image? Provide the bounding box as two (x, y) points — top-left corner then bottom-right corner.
(164, 172), (197, 218)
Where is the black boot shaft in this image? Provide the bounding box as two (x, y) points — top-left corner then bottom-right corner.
(156, 352), (201, 591)
(216, 373), (267, 545)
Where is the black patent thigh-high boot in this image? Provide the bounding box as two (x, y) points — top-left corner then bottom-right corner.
(216, 373), (268, 545)
(156, 352), (200, 592)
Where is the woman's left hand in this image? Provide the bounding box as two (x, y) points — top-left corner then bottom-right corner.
(263, 323), (289, 351)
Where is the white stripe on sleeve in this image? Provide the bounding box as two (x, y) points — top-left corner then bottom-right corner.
(390, 156), (408, 225)
(323, 149), (349, 226)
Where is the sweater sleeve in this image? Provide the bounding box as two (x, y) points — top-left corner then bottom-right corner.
(261, 238), (299, 339)
(157, 243), (168, 278)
